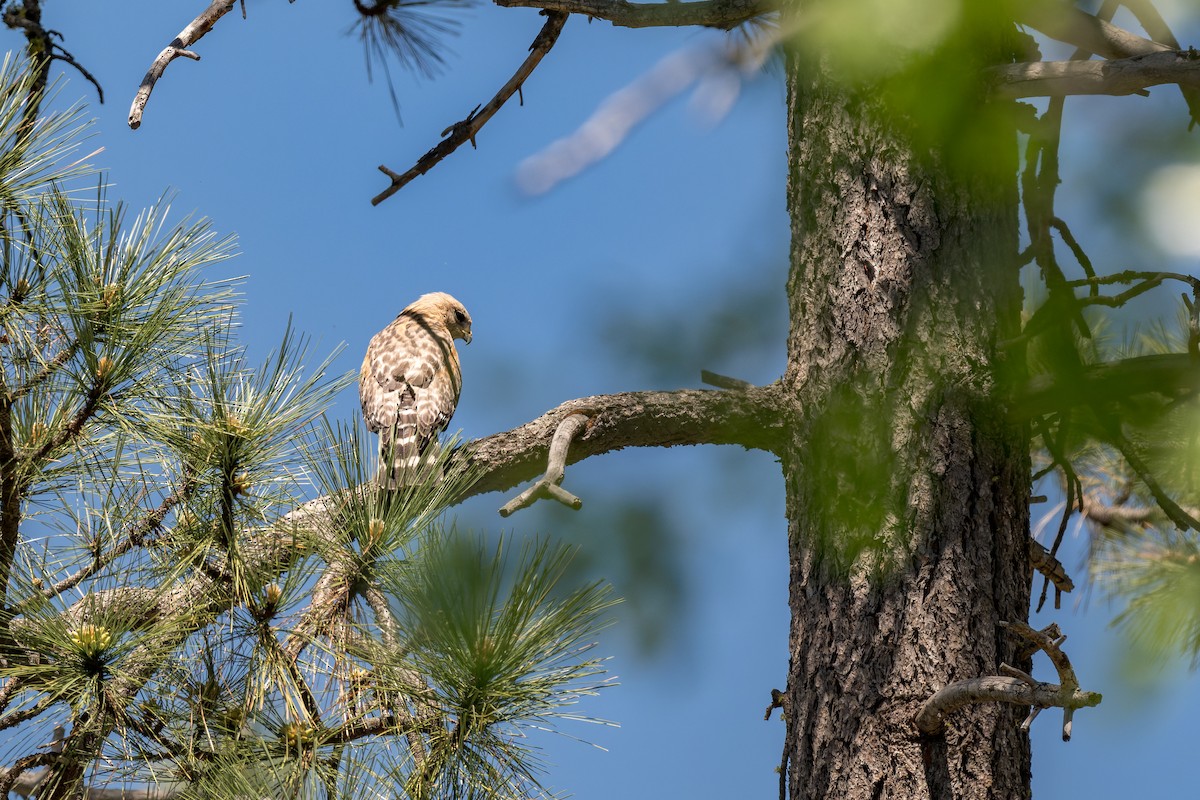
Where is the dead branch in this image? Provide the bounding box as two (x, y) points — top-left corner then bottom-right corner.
(1117, 0), (1200, 125)
(915, 622), (1101, 741)
(1028, 537), (1074, 606)
(763, 688), (786, 721)
(991, 49), (1200, 99)
(492, 0), (772, 29)
(701, 370), (754, 390)
(499, 412), (589, 516)
(372, 12), (568, 205)
(129, 0), (237, 129)
(1015, 1), (1170, 60)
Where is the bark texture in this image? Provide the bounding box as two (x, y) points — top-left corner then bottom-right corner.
(781, 20), (1032, 800)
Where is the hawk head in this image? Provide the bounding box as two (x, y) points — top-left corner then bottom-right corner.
(406, 292), (472, 344)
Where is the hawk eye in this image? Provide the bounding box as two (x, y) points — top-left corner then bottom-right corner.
(454, 310), (466, 324)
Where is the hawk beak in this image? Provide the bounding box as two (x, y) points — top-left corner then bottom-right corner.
(463, 331), (472, 345)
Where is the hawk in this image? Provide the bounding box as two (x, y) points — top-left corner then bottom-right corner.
(359, 292), (472, 485)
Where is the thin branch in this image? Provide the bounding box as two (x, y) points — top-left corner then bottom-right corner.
(1029, 537), (1075, 596)
(0, 750), (56, 799)
(1105, 424), (1200, 532)
(990, 49), (1200, 100)
(913, 676), (1100, 739)
(1048, 217), (1095, 292)
(129, 1), (237, 130)
(1015, 1), (1170, 60)
(9, 339), (79, 404)
(701, 369), (754, 390)
(26, 384), (106, 464)
(915, 622), (1101, 741)
(372, 12), (569, 205)
(1063, 268), (1200, 294)
(0, 676), (25, 715)
(49, 46), (104, 103)
(499, 412), (589, 516)
(492, 0), (772, 29)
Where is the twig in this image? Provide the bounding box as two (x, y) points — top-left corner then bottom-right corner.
(1064, 268), (1200, 294)
(915, 621), (1101, 741)
(1028, 537), (1075, 603)
(499, 412), (589, 517)
(494, 0), (773, 29)
(1105, 424), (1200, 532)
(49, 46), (104, 103)
(371, 12), (569, 205)
(762, 688), (786, 720)
(701, 369), (754, 390)
(129, 1), (237, 130)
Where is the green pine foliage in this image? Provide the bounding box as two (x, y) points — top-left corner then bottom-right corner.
(0, 58), (615, 800)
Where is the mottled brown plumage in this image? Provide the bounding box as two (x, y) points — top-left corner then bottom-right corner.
(359, 292), (471, 484)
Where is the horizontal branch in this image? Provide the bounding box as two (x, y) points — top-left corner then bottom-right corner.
(492, 0), (772, 29)
(456, 383), (788, 500)
(917, 621), (1101, 740)
(991, 50), (1200, 99)
(11, 383), (786, 638)
(913, 675), (1100, 737)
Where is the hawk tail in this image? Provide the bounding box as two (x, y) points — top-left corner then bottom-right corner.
(379, 391), (431, 487)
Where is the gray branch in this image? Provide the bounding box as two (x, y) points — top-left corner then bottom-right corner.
(499, 412), (589, 516)
(991, 50), (1200, 99)
(129, 0), (237, 129)
(915, 622), (1102, 741)
(1015, 0), (1171, 60)
(491, 0), (773, 29)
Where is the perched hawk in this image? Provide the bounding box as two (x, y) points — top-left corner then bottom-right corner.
(359, 292), (472, 485)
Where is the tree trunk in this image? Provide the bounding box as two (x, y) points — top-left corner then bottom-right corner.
(780, 21), (1033, 800)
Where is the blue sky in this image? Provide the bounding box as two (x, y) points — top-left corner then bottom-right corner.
(22, 2), (1200, 798)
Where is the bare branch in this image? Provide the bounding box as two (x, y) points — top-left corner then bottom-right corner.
(499, 412), (589, 516)
(492, 0), (772, 29)
(991, 49), (1200, 100)
(1015, 1), (1170, 60)
(129, 1), (237, 129)
(458, 383), (787, 500)
(915, 622), (1101, 741)
(1029, 537), (1075, 599)
(372, 12), (568, 205)
(701, 370), (755, 391)
(913, 676), (1100, 739)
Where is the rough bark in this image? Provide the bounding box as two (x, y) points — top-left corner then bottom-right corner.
(780, 18), (1032, 800)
